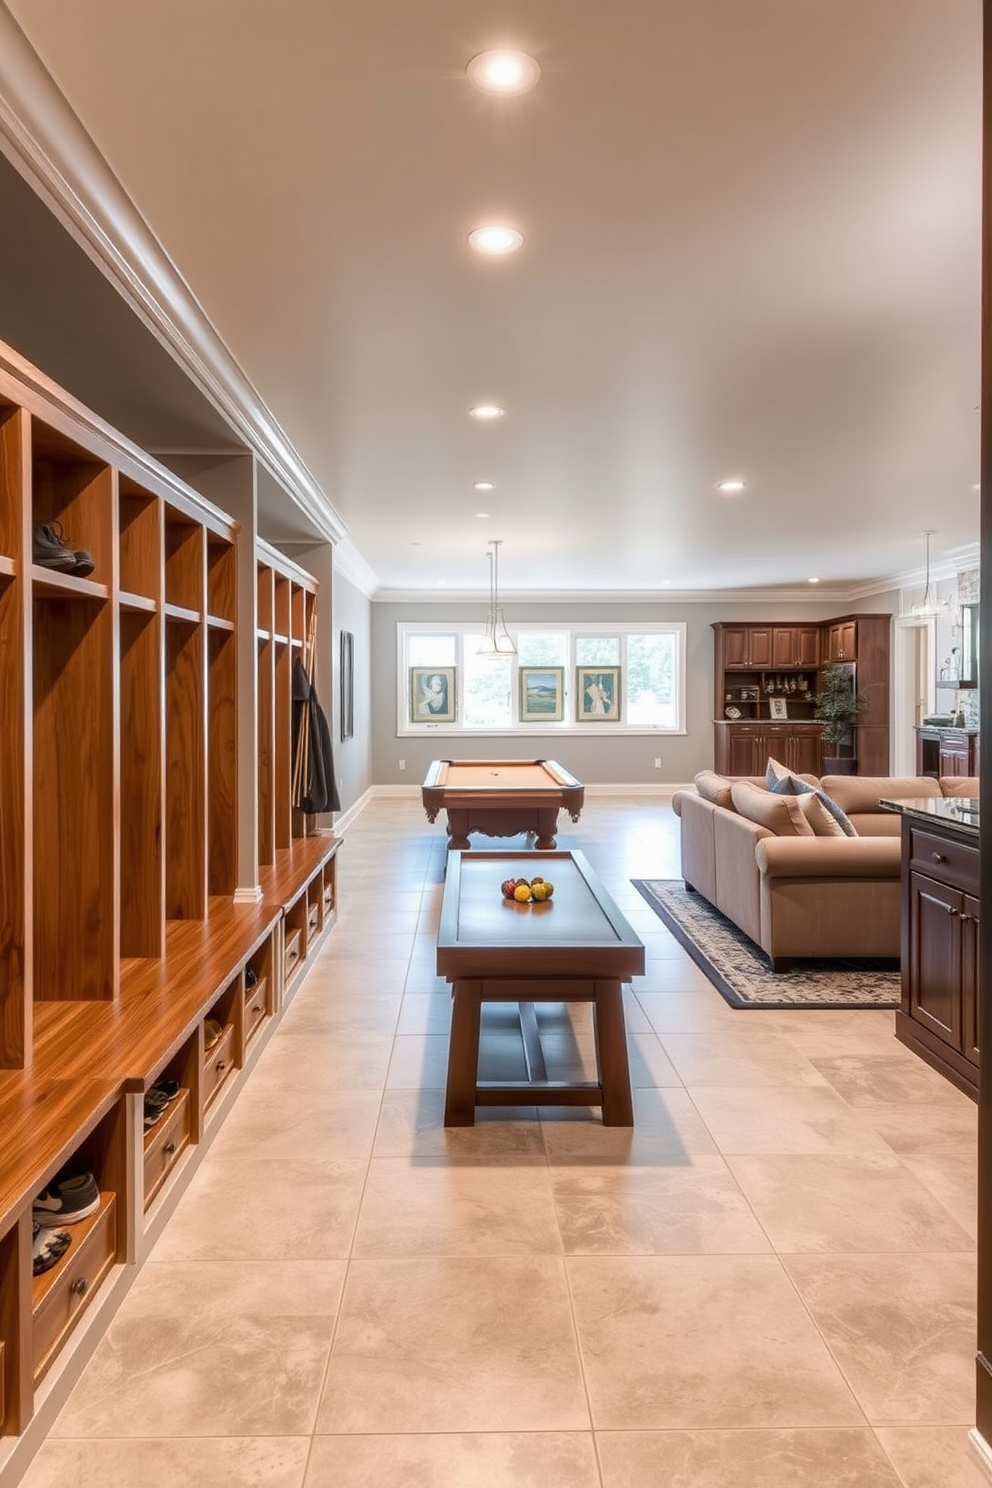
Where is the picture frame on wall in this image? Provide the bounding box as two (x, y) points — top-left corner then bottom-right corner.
(576, 666), (621, 722)
(340, 630), (354, 741)
(410, 666), (456, 724)
(768, 696), (788, 720)
(519, 666), (565, 723)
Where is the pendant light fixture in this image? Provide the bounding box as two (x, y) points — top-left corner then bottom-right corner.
(912, 529), (946, 619)
(478, 538), (516, 655)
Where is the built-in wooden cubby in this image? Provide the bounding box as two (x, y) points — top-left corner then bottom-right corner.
(0, 336), (341, 1468)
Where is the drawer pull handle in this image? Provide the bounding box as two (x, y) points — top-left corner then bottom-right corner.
(163, 1141), (176, 1155)
(946, 905), (958, 916)
(70, 1277), (88, 1298)
(250, 1003), (260, 1015)
(215, 1060), (227, 1072)
(932, 852), (947, 862)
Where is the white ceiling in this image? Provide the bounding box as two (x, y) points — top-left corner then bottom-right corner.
(3, 0), (983, 597)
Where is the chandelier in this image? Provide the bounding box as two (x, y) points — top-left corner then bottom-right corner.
(478, 538), (516, 655)
(912, 530), (947, 619)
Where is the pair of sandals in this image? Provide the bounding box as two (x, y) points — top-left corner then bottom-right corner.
(143, 1076), (181, 1130)
(33, 1222), (72, 1277)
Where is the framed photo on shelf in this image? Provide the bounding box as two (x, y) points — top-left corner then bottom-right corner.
(576, 666), (621, 722)
(519, 666), (565, 723)
(768, 697), (788, 720)
(409, 666), (456, 724)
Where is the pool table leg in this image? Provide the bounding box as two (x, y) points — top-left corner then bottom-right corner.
(445, 979), (482, 1125)
(593, 979), (634, 1126)
(534, 806), (559, 850)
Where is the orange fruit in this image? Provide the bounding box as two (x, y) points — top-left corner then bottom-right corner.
(513, 884), (532, 903)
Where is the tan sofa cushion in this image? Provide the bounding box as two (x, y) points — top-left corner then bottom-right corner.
(694, 771), (735, 810)
(940, 777), (980, 798)
(730, 780), (814, 836)
(822, 775), (940, 836)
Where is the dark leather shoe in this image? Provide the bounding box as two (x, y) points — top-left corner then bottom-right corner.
(33, 522), (76, 570)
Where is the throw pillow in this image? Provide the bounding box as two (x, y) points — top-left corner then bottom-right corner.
(796, 791), (848, 836)
(730, 780), (815, 836)
(764, 756), (857, 836)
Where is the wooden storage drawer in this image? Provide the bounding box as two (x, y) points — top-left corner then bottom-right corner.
(33, 1194), (117, 1385)
(284, 927), (302, 980)
(244, 975), (269, 1044)
(307, 900), (319, 942)
(143, 1089), (191, 1210)
(322, 882), (334, 916)
(909, 828), (979, 895)
(202, 1022), (236, 1112)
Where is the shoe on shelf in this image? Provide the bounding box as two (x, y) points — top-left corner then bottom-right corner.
(32, 1221), (73, 1276)
(33, 1171), (101, 1227)
(143, 1077), (181, 1129)
(32, 522), (76, 571)
(245, 967), (258, 990)
(204, 1018), (223, 1051)
(32, 520), (94, 577)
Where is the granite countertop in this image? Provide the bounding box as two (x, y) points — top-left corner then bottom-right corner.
(878, 797), (980, 833)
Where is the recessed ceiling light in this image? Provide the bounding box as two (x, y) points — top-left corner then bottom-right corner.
(468, 226), (524, 255)
(808, 576), (820, 584)
(716, 478), (746, 494)
(470, 404), (504, 420)
(476, 511), (490, 519)
(466, 49), (540, 96)
(474, 480), (495, 490)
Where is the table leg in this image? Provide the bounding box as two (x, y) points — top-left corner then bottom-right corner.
(593, 980), (633, 1126)
(445, 979), (483, 1125)
(534, 806), (558, 850)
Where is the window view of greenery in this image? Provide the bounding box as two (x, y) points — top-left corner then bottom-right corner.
(401, 626), (682, 731)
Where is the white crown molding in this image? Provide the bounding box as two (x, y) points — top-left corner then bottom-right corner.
(332, 539), (379, 598)
(0, 3), (346, 548)
(372, 584), (868, 605)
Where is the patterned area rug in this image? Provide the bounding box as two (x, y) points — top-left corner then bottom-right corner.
(633, 880), (901, 1009)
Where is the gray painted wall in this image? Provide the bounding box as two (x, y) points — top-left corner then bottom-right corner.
(371, 596), (901, 787)
(333, 569), (374, 810)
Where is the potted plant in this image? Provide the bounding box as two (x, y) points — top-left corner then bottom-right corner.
(812, 664), (869, 774)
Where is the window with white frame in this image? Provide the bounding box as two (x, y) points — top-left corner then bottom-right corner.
(397, 622), (685, 734)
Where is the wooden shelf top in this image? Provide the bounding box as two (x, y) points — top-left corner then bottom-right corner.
(258, 834), (341, 912)
(119, 590), (157, 614)
(32, 567), (109, 601)
(0, 896), (282, 1230)
(163, 601), (201, 624)
(0, 554), (15, 578)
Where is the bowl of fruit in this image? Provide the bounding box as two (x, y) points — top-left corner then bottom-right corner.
(500, 875), (555, 905)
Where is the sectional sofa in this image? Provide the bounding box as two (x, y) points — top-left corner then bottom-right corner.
(671, 772), (979, 970)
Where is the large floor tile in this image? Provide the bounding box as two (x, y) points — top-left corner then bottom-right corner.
(551, 1156), (770, 1254)
(900, 1148), (978, 1240)
(372, 1087), (545, 1164)
(688, 1084), (896, 1155)
(207, 1085), (383, 1161)
(19, 1437), (311, 1488)
(596, 1427), (904, 1487)
(316, 1257), (588, 1433)
(151, 1156), (367, 1260)
(661, 1030), (828, 1087)
(540, 1087), (719, 1166)
(727, 1152), (974, 1253)
(304, 1432), (601, 1487)
(875, 1425), (992, 1487)
(856, 1098), (978, 1155)
(783, 1252), (977, 1424)
(809, 1054), (977, 1107)
(567, 1253), (862, 1428)
(52, 1261), (342, 1438)
(353, 1159), (562, 1256)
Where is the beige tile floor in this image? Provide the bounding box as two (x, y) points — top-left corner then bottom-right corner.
(19, 796), (987, 1488)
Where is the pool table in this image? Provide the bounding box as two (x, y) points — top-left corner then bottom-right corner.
(421, 759), (585, 850)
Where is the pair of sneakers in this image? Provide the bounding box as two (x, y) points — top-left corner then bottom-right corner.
(144, 1077), (181, 1130)
(33, 521), (95, 578)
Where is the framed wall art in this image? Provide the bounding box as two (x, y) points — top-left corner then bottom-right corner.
(519, 666), (565, 723)
(340, 630), (354, 740)
(576, 666), (621, 722)
(409, 666), (456, 724)
(768, 696), (788, 720)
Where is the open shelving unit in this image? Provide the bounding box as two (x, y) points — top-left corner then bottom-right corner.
(0, 338), (340, 1464)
